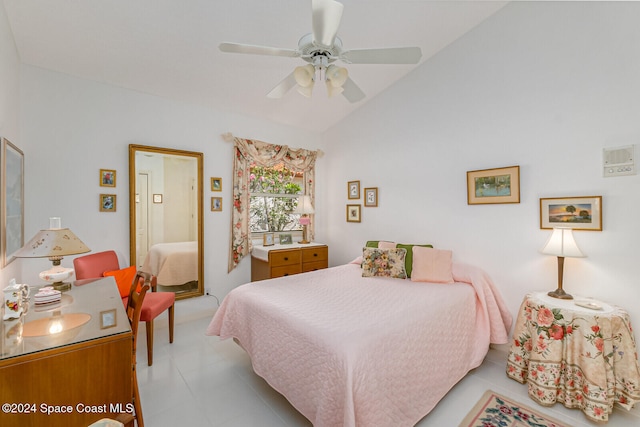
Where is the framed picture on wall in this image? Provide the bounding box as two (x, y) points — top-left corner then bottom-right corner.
(346, 204), (361, 223)
(467, 165), (520, 205)
(540, 196), (602, 231)
(1, 138), (24, 267)
(100, 194), (117, 212)
(348, 180), (360, 199)
(211, 177), (222, 192)
(211, 197), (222, 211)
(100, 169), (116, 187)
(364, 187), (378, 207)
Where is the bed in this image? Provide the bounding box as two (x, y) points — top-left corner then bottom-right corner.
(206, 256), (512, 426)
(141, 241), (198, 286)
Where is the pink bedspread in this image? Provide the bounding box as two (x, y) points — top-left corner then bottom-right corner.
(206, 262), (511, 426)
(140, 241), (197, 286)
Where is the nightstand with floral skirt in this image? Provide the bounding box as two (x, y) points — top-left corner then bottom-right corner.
(507, 292), (640, 422)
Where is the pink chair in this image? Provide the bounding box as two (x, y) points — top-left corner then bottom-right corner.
(74, 250), (175, 366)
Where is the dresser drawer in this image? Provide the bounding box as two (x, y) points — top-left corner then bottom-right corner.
(270, 249), (301, 267)
(271, 264), (302, 278)
(302, 260), (328, 273)
(251, 243), (329, 281)
(301, 246), (328, 263)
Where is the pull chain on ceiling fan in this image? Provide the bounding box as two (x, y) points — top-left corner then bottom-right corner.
(218, 0), (422, 103)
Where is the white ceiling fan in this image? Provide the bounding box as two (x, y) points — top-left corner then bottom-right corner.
(219, 0), (422, 103)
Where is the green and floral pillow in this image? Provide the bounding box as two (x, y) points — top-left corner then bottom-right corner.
(361, 247), (408, 279)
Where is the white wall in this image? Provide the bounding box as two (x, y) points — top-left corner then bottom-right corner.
(321, 2), (640, 326)
(0, 2), (22, 287)
(17, 65), (321, 299)
(4, 2), (640, 331)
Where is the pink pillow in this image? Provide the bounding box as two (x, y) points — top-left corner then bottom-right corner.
(410, 246), (454, 283)
(378, 241), (397, 249)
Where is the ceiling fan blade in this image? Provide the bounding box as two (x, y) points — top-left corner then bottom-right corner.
(266, 72), (298, 98)
(341, 47), (422, 64)
(311, 0), (344, 48)
(341, 77), (365, 103)
(219, 42), (300, 58)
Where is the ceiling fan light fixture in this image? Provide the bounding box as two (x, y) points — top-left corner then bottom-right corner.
(294, 64), (316, 87)
(325, 80), (344, 98)
(326, 64), (348, 88)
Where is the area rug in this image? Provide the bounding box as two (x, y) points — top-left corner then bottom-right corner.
(459, 390), (571, 427)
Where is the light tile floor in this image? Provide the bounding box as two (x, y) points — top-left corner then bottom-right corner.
(136, 295), (640, 426)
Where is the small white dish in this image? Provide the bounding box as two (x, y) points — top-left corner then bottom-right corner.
(574, 300), (603, 310)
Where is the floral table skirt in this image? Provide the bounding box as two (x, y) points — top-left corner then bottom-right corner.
(507, 292), (640, 422)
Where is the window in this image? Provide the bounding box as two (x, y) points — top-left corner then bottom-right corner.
(249, 162), (304, 233)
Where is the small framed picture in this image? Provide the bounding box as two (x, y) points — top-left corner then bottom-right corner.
(346, 204), (361, 223)
(467, 165), (520, 205)
(540, 196), (602, 231)
(263, 233), (275, 246)
(100, 169), (116, 187)
(279, 233), (293, 245)
(211, 177), (222, 192)
(211, 197), (222, 211)
(100, 194), (117, 212)
(347, 180), (360, 199)
(153, 194), (163, 203)
(100, 309), (117, 329)
(364, 187), (378, 207)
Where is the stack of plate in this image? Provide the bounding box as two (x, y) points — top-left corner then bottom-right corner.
(33, 286), (62, 305)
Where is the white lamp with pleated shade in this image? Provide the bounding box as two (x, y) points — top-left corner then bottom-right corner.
(540, 227), (585, 299)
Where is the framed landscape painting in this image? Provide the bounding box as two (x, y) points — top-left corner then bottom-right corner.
(467, 165), (520, 205)
(540, 196), (602, 231)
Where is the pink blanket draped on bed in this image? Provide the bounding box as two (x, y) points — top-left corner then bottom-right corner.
(141, 241), (197, 286)
(206, 262), (511, 426)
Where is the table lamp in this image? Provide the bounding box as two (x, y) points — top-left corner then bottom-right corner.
(540, 227), (585, 299)
(293, 195), (314, 244)
(14, 217), (91, 291)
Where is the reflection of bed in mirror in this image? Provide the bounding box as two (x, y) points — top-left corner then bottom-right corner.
(141, 241), (198, 293)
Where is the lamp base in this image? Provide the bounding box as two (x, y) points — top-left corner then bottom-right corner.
(298, 224), (311, 244)
(548, 288), (573, 300)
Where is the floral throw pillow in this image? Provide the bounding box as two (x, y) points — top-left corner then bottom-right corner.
(361, 247), (407, 279)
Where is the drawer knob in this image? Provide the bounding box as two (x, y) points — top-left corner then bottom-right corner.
(284, 273), (289, 276)
(284, 257), (289, 261)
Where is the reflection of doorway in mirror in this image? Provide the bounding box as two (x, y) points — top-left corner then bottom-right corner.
(136, 171), (150, 268)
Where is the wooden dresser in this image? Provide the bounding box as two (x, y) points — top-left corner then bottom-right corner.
(251, 243), (328, 281)
(0, 277), (133, 427)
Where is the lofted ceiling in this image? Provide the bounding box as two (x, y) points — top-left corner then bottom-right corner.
(3, 0), (507, 133)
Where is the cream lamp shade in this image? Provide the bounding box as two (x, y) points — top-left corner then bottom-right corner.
(294, 64), (316, 98)
(325, 65), (348, 97)
(293, 195), (314, 244)
(540, 227), (585, 299)
(14, 217), (91, 290)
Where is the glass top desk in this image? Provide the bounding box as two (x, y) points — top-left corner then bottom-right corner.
(0, 277), (133, 427)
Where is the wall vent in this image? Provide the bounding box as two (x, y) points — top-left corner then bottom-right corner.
(603, 145), (635, 177)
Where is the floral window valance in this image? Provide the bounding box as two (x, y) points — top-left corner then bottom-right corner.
(229, 137), (319, 272)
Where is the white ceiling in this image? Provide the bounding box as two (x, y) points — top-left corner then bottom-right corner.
(4, 0), (507, 133)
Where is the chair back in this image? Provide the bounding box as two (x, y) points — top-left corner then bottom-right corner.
(126, 272), (151, 341)
(126, 271), (150, 427)
(73, 250), (120, 280)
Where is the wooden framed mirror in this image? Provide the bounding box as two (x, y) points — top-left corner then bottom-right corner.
(129, 144), (204, 299)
